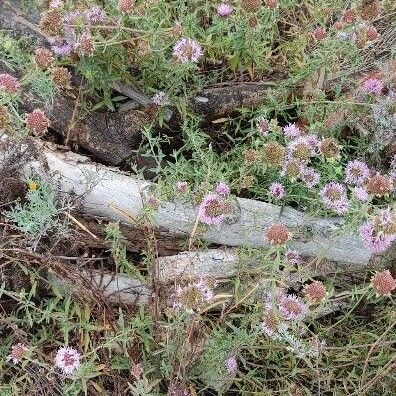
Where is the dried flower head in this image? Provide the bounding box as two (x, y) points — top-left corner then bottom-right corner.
(173, 38), (203, 63)
(174, 279), (214, 313)
(131, 362), (143, 378)
(362, 77), (384, 95)
(198, 193), (230, 225)
(281, 159), (302, 181)
(370, 270), (396, 296)
(285, 249), (302, 265)
(279, 294), (308, 321)
(366, 25), (380, 41)
(283, 123), (301, 139)
(0, 73), (20, 93)
(39, 9), (63, 36)
(345, 160), (370, 186)
(75, 32), (95, 56)
(320, 182), (349, 214)
(287, 136), (317, 162)
(225, 356), (238, 375)
(313, 27), (326, 41)
(357, 0), (381, 21)
(269, 182), (285, 199)
(118, 0), (135, 13)
(6, 343), (27, 364)
(241, 0), (262, 12)
(26, 109), (50, 135)
(215, 182), (231, 196)
(239, 175), (255, 189)
(54, 346), (81, 374)
(342, 9), (357, 24)
(353, 186), (369, 202)
(0, 105), (10, 129)
(261, 142), (285, 166)
(176, 181), (188, 194)
(260, 310), (280, 337)
(366, 172), (393, 196)
(304, 281), (326, 304)
(265, 0), (278, 8)
(34, 48), (54, 69)
(265, 223), (290, 246)
(319, 138), (341, 159)
(257, 118), (269, 136)
(244, 148), (258, 163)
(217, 3), (234, 17)
(51, 66), (71, 89)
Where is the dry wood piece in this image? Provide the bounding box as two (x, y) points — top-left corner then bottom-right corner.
(1, 135), (391, 271)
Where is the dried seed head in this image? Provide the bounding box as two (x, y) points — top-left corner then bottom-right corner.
(261, 142), (285, 167)
(39, 9), (63, 36)
(75, 33), (95, 56)
(171, 21), (183, 38)
(265, 223), (290, 246)
(281, 159), (301, 181)
(366, 173), (393, 196)
(370, 270), (396, 296)
(265, 0), (278, 9)
(304, 281), (326, 304)
(26, 109), (50, 135)
(0, 73), (20, 93)
(248, 15), (259, 28)
(0, 105), (10, 129)
(34, 48), (54, 69)
(118, 0), (135, 14)
(357, 0), (381, 21)
(319, 138), (341, 159)
(313, 27), (326, 41)
(342, 9), (357, 24)
(241, 0), (262, 12)
(244, 148), (258, 163)
(239, 175), (254, 189)
(261, 310), (279, 337)
(7, 343), (27, 364)
(51, 66), (71, 89)
(366, 25), (380, 41)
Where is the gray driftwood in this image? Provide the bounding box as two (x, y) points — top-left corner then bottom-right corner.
(2, 135), (391, 272)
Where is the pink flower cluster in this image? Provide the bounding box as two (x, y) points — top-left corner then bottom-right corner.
(217, 3), (234, 17)
(320, 182), (349, 214)
(362, 78), (384, 95)
(55, 346), (81, 374)
(174, 279), (214, 314)
(282, 122), (301, 139)
(173, 38), (203, 63)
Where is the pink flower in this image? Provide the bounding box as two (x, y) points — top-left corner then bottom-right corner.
(282, 123), (301, 139)
(217, 3), (234, 17)
(54, 347), (81, 375)
(198, 193), (229, 225)
(359, 221), (396, 253)
(49, 38), (73, 57)
(353, 186), (369, 202)
(370, 270), (396, 296)
(0, 74), (20, 93)
(320, 182), (349, 214)
(345, 160), (370, 185)
(300, 167), (320, 187)
(174, 279), (214, 313)
(225, 356), (238, 375)
(362, 78), (384, 95)
(85, 6), (107, 24)
(176, 181), (188, 194)
(215, 182), (230, 196)
(26, 109), (50, 135)
(278, 294), (308, 321)
(285, 249), (302, 265)
(269, 182), (285, 199)
(173, 38), (203, 63)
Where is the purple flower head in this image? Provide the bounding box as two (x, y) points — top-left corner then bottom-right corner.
(225, 356), (238, 375)
(283, 123), (301, 139)
(49, 0), (63, 8)
(257, 118), (269, 136)
(173, 38), (203, 63)
(300, 166), (320, 187)
(285, 249), (302, 265)
(198, 193), (228, 225)
(359, 221), (396, 253)
(320, 182), (349, 214)
(377, 207), (394, 227)
(286, 135), (318, 162)
(48, 38), (73, 57)
(345, 160), (370, 186)
(6, 343), (27, 364)
(215, 182), (230, 196)
(54, 347), (81, 375)
(269, 182), (285, 199)
(217, 3), (234, 17)
(174, 279), (214, 313)
(362, 78), (384, 95)
(85, 6), (107, 24)
(278, 294), (308, 321)
(152, 91), (169, 106)
(353, 186), (369, 202)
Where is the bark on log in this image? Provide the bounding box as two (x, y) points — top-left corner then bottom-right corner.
(2, 134), (393, 272)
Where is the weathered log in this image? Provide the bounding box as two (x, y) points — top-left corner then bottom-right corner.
(2, 134), (393, 272)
